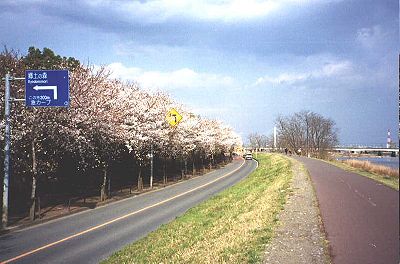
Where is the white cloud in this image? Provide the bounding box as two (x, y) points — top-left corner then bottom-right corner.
(356, 25), (387, 49)
(321, 61), (352, 77)
(255, 73), (308, 85)
(254, 58), (353, 86)
(106, 62), (235, 91)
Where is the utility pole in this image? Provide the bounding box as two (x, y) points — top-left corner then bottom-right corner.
(150, 144), (153, 189)
(2, 74), (11, 229)
(273, 126), (277, 151)
(2, 74), (25, 229)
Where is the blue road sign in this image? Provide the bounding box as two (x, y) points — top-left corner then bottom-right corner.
(25, 70), (69, 107)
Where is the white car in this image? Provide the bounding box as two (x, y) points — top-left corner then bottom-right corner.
(245, 153), (253, 160)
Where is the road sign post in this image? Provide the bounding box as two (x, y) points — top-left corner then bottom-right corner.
(2, 74), (11, 229)
(150, 144), (154, 189)
(2, 70), (69, 229)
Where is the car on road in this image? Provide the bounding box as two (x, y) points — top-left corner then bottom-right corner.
(245, 153), (253, 160)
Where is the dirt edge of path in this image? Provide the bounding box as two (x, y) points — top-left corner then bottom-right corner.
(263, 157), (331, 264)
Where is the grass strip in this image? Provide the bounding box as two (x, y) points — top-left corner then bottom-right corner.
(327, 159), (399, 191)
(102, 154), (292, 264)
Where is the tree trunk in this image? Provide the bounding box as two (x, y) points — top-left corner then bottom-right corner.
(184, 159), (188, 176)
(100, 166), (107, 202)
(108, 173), (111, 198)
(163, 161), (167, 186)
(180, 160), (184, 179)
(29, 139), (37, 221)
(37, 197), (41, 219)
(192, 151), (196, 175)
(137, 168), (143, 191)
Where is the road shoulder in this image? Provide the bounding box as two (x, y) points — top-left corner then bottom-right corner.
(263, 157), (330, 264)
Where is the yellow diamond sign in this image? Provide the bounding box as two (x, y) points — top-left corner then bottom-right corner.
(166, 108), (183, 127)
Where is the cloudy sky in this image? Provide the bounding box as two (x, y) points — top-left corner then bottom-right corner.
(1, 0), (398, 145)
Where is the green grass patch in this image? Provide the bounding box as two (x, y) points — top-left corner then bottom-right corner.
(102, 154), (292, 263)
(327, 159), (399, 191)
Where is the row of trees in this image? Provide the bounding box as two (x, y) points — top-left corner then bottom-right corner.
(276, 110), (338, 158)
(247, 133), (269, 150)
(247, 111), (338, 158)
(0, 47), (242, 221)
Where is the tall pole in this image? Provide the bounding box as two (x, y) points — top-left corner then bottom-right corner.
(150, 144), (153, 189)
(273, 126), (277, 150)
(386, 129), (391, 149)
(307, 126), (310, 158)
(2, 74), (11, 229)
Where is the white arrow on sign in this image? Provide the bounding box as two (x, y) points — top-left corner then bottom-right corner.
(33, 85), (58, 100)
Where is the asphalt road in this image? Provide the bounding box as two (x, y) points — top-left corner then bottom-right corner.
(294, 156), (399, 264)
(0, 159), (257, 264)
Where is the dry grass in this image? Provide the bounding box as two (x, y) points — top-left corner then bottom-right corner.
(102, 154), (292, 264)
(327, 159), (399, 191)
(343, 159), (399, 178)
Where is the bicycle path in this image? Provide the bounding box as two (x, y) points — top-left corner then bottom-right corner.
(294, 156), (399, 264)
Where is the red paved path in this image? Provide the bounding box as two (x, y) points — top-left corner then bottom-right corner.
(294, 157), (399, 264)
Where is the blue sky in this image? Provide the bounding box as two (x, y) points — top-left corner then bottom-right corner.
(1, 0), (398, 146)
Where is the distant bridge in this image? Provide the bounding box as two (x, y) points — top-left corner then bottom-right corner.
(332, 147), (399, 155)
(242, 147), (399, 156)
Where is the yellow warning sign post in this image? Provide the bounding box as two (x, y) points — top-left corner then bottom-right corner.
(166, 108), (183, 127)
